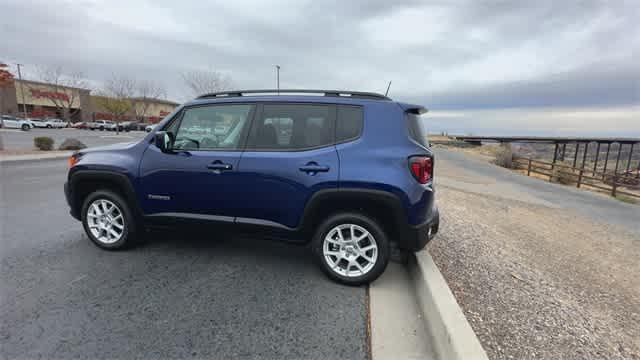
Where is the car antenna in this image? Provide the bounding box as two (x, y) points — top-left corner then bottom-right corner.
(385, 81), (392, 97)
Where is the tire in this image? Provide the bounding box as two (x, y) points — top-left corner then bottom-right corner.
(46, 124), (52, 128)
(81, 189), (137, 250)
(21, 124), (30, 131)
(312, 213), (390, 286)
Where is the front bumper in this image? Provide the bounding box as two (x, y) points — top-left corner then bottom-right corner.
(64, 182), (80, 220)
(403, 206), (439, 251)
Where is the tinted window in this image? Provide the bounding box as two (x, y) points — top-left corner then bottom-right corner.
(247, 104), (333, 150)
(336, 105), (363, 142)
(407, 113), (429, 147)
(172, 104), (253, 150)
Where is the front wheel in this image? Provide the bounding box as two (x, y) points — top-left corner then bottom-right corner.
(81, 190), (137, 250)
(312, 213), (390, 286)
(21, 124), (30, 131)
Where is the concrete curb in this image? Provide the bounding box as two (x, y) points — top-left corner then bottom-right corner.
(0, 152), (73, 164)
(408, 250), (489, 360)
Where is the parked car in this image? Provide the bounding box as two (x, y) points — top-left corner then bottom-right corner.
(1, 115), (35, 131)
(145, 124), (157, 132)
(31, 118), (68, 128)
(71, 122), (89, 129)
(115, 121), (139, 132)
(63, 89), (439, 285)
(89, 120), (114, 131)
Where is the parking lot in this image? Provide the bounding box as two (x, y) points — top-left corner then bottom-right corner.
(0, 127), (148, 151)
(0, 159), (372, 359)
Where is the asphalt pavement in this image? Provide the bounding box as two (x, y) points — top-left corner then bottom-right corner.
(0, 160), (369, 359)
(435, 148), (640, 233)
(0, 127), (147, 150)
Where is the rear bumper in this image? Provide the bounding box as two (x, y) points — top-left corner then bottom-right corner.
(401, 206), (439, 251)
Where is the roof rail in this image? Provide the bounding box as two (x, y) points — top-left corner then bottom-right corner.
(196, 89), (391, 100)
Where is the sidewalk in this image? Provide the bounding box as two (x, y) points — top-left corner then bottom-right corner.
(0, 151), (73, 163)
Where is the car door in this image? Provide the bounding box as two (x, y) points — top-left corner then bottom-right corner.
(139, 103), (255, 220)
(236, 103), (339, 229)
(2, 116), (18, 128)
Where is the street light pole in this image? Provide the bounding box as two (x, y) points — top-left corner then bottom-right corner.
(275, 65), (280, 94)
(16, 63), (28, 118)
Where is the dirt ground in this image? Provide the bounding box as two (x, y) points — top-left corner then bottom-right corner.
(429, 185), (640, 359)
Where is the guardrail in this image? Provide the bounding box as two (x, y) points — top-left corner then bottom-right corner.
(513, 157), (640, 199)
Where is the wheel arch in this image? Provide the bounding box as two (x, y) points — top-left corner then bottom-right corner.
(69, 170), (143, 221)
(299, 188), (409, 246)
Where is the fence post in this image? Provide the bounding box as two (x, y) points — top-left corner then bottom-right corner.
(577, 168), (583, 188)
(611, 175), (618, 197)
(527, 158), (532, 176)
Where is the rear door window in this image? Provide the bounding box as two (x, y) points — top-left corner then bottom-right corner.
(246, 104), (334, 150)
(407, 113), (429, 147)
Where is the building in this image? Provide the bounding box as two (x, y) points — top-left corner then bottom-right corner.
(0, 79), (178, 123)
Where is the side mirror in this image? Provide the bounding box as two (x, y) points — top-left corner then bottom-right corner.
(154, 131), (174, 153)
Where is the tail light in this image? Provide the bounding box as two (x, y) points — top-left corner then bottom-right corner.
(409, 156), (432, 184)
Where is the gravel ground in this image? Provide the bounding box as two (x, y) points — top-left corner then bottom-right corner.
(429, 186), (640, 360)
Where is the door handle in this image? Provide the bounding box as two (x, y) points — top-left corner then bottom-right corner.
(207, 161), (233, 172)
(299, 163), (330, 174)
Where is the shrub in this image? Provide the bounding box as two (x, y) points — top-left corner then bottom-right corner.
(58, 138), (87, 150)
(494, 143), (514, 168)
(34, 136), (54, 151)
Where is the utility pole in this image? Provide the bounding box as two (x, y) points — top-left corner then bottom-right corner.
(16, 63), (28, 118)
(275, 65), (280, 94)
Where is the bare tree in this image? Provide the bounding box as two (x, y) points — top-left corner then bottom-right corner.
(96, 75), (135, 134)
(132, 80), (166, 122)
(181, 68), (232, 98)
(30, 65), (88, 121)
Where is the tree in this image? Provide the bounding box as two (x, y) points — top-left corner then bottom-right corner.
(181, 68), (232, 98)
(132, 80), (166, 122)
(96, 75), (135, 134)
(30, 65), (88, 121)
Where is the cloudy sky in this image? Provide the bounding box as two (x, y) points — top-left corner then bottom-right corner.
(1, 0), (638, 136)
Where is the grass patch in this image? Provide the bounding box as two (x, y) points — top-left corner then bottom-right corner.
(615, 194), (639, 205)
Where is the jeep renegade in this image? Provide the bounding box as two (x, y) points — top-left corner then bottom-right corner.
(64, 89), (439, 285)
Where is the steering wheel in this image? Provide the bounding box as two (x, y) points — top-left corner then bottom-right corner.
(175, 137), (200, 149)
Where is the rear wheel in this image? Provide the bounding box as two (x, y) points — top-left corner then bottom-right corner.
(81, 190), (137, 250)
(21, 124), (30, 131)
(312, 213), (389, 286)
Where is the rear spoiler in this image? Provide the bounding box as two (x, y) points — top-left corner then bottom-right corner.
(397, 102), (428, 115)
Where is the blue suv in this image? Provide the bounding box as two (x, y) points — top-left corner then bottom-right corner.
(64, 89), (439, 285)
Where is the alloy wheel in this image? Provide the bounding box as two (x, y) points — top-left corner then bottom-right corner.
(86, 199), (125, 244)
(323, 224), (378, 277)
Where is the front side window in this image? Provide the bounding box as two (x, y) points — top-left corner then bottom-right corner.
(171, 104), (253, 150)
(247, 104), (334, 150)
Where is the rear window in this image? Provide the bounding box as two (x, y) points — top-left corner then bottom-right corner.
(407, 113), (429, 147)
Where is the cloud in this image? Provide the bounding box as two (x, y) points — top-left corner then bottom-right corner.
(0, 0), (638, 134)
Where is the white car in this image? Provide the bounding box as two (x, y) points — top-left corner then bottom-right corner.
(1, 115), (34, 131)
(46, 118), (69, 128)
(30, 118), (68, 129)
(89, 120), (115, 131)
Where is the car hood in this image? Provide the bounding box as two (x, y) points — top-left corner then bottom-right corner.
(78, 141), (138, 154)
